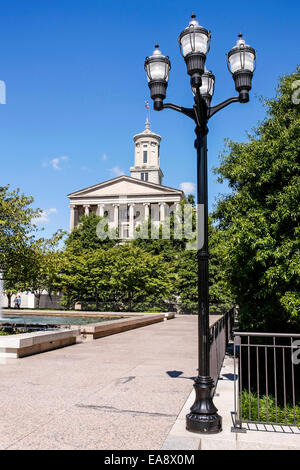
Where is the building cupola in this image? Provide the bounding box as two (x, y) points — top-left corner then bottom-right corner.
(130, 118), (164, 185)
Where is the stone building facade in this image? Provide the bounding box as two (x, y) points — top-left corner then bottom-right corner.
(67, 120), (185, 238)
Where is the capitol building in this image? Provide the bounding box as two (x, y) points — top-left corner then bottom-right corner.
(68, 119), (185, 238)
(1, 120), (186, 310)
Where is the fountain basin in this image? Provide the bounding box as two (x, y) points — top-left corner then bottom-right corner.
(0, 313), (122, 327)
(0, 328), (80, 359)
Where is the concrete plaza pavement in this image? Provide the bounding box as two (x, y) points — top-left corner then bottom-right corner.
(0, 315), (202, 450)
(2, 314), (299, 450)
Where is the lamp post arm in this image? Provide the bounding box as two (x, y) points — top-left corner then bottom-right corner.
(162, 103), (196, 121)
(208, 96), (240, 119)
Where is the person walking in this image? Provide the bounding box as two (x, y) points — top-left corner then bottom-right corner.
(14, 296), (19, 309)
(17, 295), (21, 309)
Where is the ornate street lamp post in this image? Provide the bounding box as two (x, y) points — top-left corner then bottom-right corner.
(144, 15), (256, 433)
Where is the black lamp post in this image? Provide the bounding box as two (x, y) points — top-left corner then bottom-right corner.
(144, 15), (256, 434)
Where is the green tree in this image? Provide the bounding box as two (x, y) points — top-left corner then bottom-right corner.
(0, 185), (41, 271)
(59, 244), (175, 311)
(108, 244), (174, 310)
(0, 185), (43, 305)
(187, 194), (195, 206)
(214, 68), (300, 332)
(133, 199), (232, 311)
(175, 217), (232, 312)
(133, 198), (193, 262)
(2, 265), (24, 308)
(25, 231), (65, 308)
(65, 212), (118, 253)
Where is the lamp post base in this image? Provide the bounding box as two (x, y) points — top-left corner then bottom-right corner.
(186, 412), (222, 434)
(186, 376), (222, 434)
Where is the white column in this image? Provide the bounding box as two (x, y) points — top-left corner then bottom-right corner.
(129, 204), (135, 238)
(69, 205), (76, 231)
(159, 202), (166, 222)
(83, 204), (90, 216)
(174, 202), (182, 240)
(162, 203), (170, 239)
(97, 204), (104, 217)
(144, 203), (150, 221)
(113, 204), (119, 230)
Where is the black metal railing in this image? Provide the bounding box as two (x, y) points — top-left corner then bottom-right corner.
(210, 308), (234, 387)
(66, 300), (233, 315)
(232, 332), (300, 430)
(78, 301), (177, 313)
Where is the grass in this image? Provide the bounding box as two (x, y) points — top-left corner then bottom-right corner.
(240, 390), (300, 425)
(0, 328), (26, 336)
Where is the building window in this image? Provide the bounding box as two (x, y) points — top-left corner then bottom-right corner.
(141, 173), (144, 181)
(143, 150), (147, 163)
(145, 172), (148, 181)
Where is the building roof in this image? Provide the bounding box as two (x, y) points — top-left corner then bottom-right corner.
(67, 175), (184, 199)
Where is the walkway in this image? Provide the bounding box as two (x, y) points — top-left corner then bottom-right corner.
(0, 315), (201, 450)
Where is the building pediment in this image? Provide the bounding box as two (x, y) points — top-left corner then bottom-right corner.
(68, 175), (183, 199)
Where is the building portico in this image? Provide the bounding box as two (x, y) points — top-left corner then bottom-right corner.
(68, 180), (182, 235)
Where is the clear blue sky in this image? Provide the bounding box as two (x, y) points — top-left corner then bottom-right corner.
(0, 0), (299, 238)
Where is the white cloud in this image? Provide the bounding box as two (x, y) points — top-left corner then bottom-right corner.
(102, 153), (108, 161)
(180, 182), (195, 194)
(42, 156), (69, 170)
(51, 158), (60, 170)
(51, 155), (69, 170)
(0, 80), (6, 104)
(109, 166), (125, 177)
(32, 208), (57, 225)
